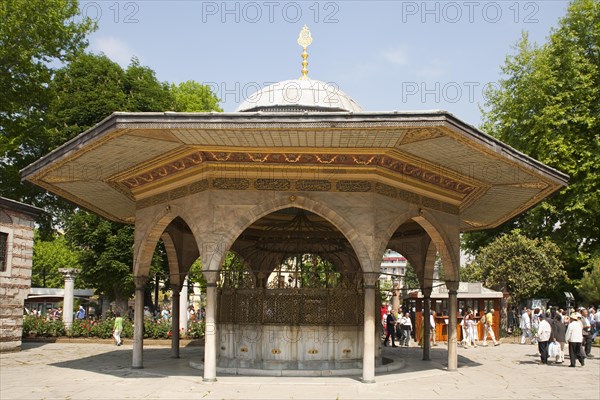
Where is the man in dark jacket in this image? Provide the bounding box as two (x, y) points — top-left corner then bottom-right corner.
(383, 311), (398, 347)
(550, 314), (566, 363)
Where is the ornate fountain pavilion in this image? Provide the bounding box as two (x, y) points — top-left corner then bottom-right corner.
(22, 29), (567, 382)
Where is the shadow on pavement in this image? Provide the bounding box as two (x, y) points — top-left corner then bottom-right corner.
(47, 343), (480, 380)
(50, 346), (205, 379)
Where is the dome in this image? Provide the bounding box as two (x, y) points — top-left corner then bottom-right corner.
(236, 79), (363, 113)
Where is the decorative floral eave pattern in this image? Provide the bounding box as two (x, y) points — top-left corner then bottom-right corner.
(122, 151), (476, 196)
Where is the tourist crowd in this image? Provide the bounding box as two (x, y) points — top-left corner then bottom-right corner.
(380, 302), (597, 368)
(517, 305), (597, 367)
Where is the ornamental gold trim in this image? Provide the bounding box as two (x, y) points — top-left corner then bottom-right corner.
(120, 150), (477, 197)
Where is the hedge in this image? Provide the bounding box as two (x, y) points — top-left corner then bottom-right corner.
(22, 315), (205, 339)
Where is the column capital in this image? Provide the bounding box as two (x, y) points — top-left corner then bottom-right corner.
(445, 280), (460, 292)
(203, 270), (219, 284)
(362, 272), (379, 288)
(422, 286), (432, 297)
(59, 268), (79, 280)
(170, 284), (182, 293)
(134, 275), (148, 290)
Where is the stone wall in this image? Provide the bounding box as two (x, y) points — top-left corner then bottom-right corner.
(0, 207), (36, 352)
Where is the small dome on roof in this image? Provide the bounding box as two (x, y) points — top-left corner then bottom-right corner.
(236, 79), (363, 113)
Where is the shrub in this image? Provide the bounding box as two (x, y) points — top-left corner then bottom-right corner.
(22, 315), (39, 336)
(187, 320), (205, 339)
(22, 316), (169, 340)
(38, 319), (65, 337)
(89, 318), (117, 339)
(144, 319), (171, 339)
(70, 319), (92, 337)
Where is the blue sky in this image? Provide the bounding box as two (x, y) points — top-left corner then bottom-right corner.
(84, 0), (570, 126)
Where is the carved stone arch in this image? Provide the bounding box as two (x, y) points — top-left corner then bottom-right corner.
(203, 196), (373, 274)
(413, 210), (460, 287)
(374, 210), (417, 267)
(160, 217), (200, 289)
(381, 208), (458, 291)
(133, 208), (197, 279)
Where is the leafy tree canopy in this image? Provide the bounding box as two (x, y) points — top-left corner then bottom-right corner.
(32, 232), (79, 289)
(64, 211), (134, 303)
(461, 230), (569, 303)
(463, 0), (600, 282)
(576, 257), (600, 305)
(171, 81), (223, 112)
(47, 52), (222, 303)
(0, 0), (95, 235)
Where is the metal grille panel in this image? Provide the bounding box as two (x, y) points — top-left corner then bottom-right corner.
(217, 288), (364, 325)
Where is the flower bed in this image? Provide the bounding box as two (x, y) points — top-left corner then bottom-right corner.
(22, 315), (205, 340)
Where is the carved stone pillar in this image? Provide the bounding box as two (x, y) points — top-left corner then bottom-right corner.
(446, 281), (459, 371)
(422, 287), (432, 361)
(362, 272), (379, 383)
(132, 276), (147, 369)
(171, 286), (181, 358)
(203, 271), (219, 382)
(179, 277), (189, 333)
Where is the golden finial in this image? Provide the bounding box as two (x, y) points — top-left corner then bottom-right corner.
(297, 25), (312, 80)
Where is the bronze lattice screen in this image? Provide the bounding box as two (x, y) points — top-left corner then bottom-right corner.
(218, 288), (364, 325)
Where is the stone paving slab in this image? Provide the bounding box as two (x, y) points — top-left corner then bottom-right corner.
(1, 340), (598, 399)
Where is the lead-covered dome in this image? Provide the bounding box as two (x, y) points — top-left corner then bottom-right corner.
(236, 78), (363, 113)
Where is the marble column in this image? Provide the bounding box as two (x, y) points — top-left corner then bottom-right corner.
(203, 271), (218, 382)
(132, 276), (147, 369)
(362, 272), (378, 383)
(171, 287), (181, 358)
(180, 277), (189, 332)
(447, 283), (459, 371)
(59, 269), (78, 331)
(422, 288), (432, 361)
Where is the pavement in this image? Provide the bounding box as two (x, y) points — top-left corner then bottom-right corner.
(1, 338), (599, 400)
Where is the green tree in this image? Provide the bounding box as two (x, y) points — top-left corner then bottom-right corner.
(0, 0), (95, 233)
(403, 264), (419, 291)
(462, 230), (568, 303)
(64, 212), (134, 309)
(32, 232), (79, 288)
(124, 57), (173, 112)
(48, 53), (127, 146)
(576, 257), (600, 304)
(463, 0), (600, 282)
(171, 81), (223, 112)
(47, 53), (222, 306)
(379, 279), (394, 304)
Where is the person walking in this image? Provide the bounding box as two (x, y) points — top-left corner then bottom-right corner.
(550, 313), (566, 364)
(399, 312), (412, 347)
(113, 312), (123, 346)
(464, 310), (478, 348)
(580, 308), (593, 358)
(536, 314), (552, 364)
(430, 311), (437, 346)
(520, 308), (533, 344)
(482, 308), (500, 347)
(565, 313), (585, 367)
(383, 310), (398, 347)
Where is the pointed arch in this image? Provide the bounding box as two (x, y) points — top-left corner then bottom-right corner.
(133, 208), (199, 281)
(202, 196), (373, 274)
(378, 208), (460, 290)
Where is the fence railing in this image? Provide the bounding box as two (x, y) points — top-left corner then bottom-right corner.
(218, 288), (364, 325)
